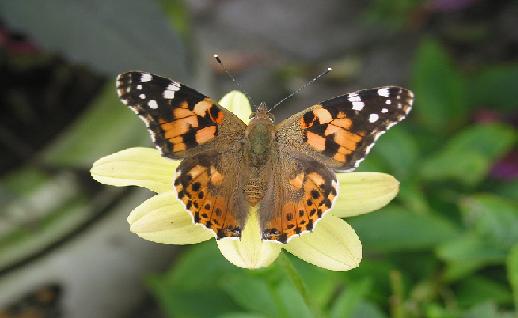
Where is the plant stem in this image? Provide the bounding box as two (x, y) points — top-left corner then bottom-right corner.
(278, 253), (322, 317)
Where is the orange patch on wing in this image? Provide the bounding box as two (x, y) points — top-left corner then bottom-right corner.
(195, 126), (217, 144)
(173, 142), (186, 152)
(333, 152), (346, 162)
(173, 108), (193, 118)
(331, 118), (352, 129)
(161, 116), (198, 139)
(334, 130), (362, 151)
(313, 107), (333, 124)
(306, 131), (326, 152)
(289, 172), (305, 189)
(210, 165), (224, 185)
(324, 124), (340, 136)
(193, 99), (212, 116)
(307, 172), (325, 186)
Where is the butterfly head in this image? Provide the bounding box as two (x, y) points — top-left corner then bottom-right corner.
(250, 102), (275, 123)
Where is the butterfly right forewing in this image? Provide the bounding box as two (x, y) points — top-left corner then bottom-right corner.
(276, 86), (414, 172)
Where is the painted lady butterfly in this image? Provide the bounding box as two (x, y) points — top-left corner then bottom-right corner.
(116, 71), (413, 243)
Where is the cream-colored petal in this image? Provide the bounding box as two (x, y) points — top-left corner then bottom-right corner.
(218, 90), (252, 124)
(217, 209), (281, 269)
(285, 215), (362, 271)
(91, 147), (178, 193)
(332, 172), (400, 218)
(128, 192), (213, 244)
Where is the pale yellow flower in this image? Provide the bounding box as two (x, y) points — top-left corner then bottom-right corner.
(90, 91), (400, 271)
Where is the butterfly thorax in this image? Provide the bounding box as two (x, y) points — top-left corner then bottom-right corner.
(243, 103), (275, 206)
(246, 103), (275, 167)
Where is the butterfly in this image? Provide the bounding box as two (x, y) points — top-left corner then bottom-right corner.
(116, 71), (413, 243)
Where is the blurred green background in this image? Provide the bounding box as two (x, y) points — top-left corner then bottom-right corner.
(0, 0), (517, 317)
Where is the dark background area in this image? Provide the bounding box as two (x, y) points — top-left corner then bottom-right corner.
(0, 0), (517, 317)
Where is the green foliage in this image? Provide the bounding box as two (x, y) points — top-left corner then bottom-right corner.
(421, 124), (516, 186)
(349, 206), (459, 252)
(412, 39), (469, 132)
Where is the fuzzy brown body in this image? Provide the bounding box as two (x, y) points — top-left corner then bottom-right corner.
(116, 71), (414, 243)
(243, 105), (275, 206)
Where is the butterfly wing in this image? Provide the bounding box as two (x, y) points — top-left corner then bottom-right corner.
(262, 86), (413, 243)
(116, 71), (247, 159)
(174, 151), (248, 239)
(276, 86), (414, 172)
(117, 72), (249, 238)
(259, 153), (338, 243)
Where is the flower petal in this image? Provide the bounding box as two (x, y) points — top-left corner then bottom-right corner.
(218, 90), (252, 124)
(284, 215), (362, 271)
(91, 147), (178, 193)
(332, 172), (400, 218)
(217, 209), (282, 269)
(128, 192), (213, 244)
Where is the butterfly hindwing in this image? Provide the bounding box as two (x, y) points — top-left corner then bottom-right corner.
(259, 154), (338, 243)
(277, 86), (413, 172)
(116, 71), (246, 159)
(174, 151), (248, 239)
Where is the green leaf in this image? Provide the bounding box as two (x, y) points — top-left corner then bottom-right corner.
(412, 38), (468, 131)
(421, 151), (489, 186)
(330, 280), (372, 318)
(164, 241), (237, 289)
(460, 195), (518, 248)
(148, 242), (241, 317)
(462, 302), (496, 318)
(456, 276), (513, 307)
(508, 245), (518, 309)
(421, 124), (516, 185)
(290, 256), (343, 308)
(0, 0), (188, 77)
(351, 301), (387, 318)
(495, 181), (518, 202)
(149, 285), (238, 318)
(349, 206), (459, 252)
(371, 128), (419, 180)
(217, 314), (267, 318)
(470, 64), (518, 110)
(220, 275), (279, 317)
(276, 281), (313, 318)
(437, 234), (507, 281)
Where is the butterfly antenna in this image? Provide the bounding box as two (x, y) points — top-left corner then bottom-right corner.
(213, 54), (256, 107)
(269, 67), (332, 112)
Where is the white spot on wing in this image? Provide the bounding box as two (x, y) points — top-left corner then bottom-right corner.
(137, 85), (142, 90)
(148, 100), (158, 109)
(352, 101), (364, 111)
(377, 88), (390, 97)
(385, 99), (391, 105)
(348, 95), (362, 102)
(141, 73), (152, 82)
(381, 108), (388, 113)
(163, 82), (181, 99)
(139, 93), (146, 99)
(369, 113), (379, 123)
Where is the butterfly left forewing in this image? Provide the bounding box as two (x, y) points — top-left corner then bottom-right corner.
(276, 86), (413, 172)
(116, 71), (246, 159)
(117, 72), (249, 239)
